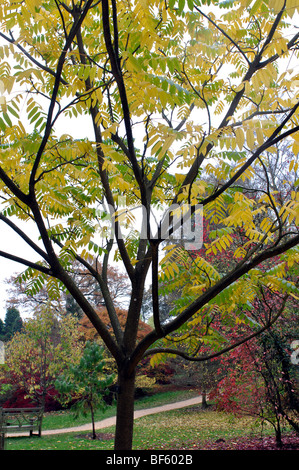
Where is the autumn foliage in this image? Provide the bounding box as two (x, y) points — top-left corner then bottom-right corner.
(0, 308), (83, 411)
(78, 308), (152, 343)
(0, 0), (299, 450)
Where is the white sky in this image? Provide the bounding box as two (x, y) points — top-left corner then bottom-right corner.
(0, 233), (32, 320)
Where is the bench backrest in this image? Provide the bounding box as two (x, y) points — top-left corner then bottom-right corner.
(0, 407), (43, 430)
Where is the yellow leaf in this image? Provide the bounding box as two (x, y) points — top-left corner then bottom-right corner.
(159, 135), (176, 158)
(235, 127), (244, 150)
(256, 127), (264, 146)
(26, 0), (39, 13)
(150, 353), (165, 368)
(246, 128), (255, 150)
(272, 0), (285, 13)
(292, 142), (299, 156)
(0, 96), (6, 112)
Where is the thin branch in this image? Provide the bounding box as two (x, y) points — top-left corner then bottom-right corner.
(0, 251), (52, 276)
(257, 156), (283, 242)
(0, 213), (49, 262)
(259, 1), (287, 59)
(29, 0), (94, 193)
(258, 31), (299, 69)
(194, 6), (251, 66)
(35, 153), (87, 183)
(200, 102), (299, 208)
(172, 59), (260, 206)
(52, 236), (123, 343)
(0, 31), (68, 86)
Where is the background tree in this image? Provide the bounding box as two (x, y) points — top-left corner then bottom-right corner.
(78, 308), (152, 343)
(0, 307), (23, 342)
(210, 286), (299, 447)
(1, 306), (82, 409)
(5, 259), (129, 317)
(0, 0), (298, 450)
(0, 318), (5, 341)
(141, 284), (181, 323)
(55, 340), (115, 439)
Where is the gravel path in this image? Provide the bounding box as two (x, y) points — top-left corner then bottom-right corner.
(7, 395), (202, 437)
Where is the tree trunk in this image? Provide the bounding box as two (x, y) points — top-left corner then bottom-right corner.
(201, 390), (209, 409)
(275, 422), (283, 448)
(90, 402), (96, 440)
(114, 367), (136, 450)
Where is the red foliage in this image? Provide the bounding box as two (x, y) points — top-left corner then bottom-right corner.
(209, 337), (263, 415)
(1, 388), (34, 409)
(78, 308), (152, 342)
(1, 387), (62, 411)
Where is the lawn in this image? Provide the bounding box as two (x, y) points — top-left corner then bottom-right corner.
(3, 389), (298, 451)
(40, 388), (198, 430)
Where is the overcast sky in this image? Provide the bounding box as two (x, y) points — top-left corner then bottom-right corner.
(0, 219), (40, 320)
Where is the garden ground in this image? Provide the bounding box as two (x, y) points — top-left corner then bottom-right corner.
(4, 389), (299, 451)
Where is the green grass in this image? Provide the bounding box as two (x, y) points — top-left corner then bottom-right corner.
(3, 389), (273, 451)
(132, 409), (262, 450)
(40, 388), (198, 431)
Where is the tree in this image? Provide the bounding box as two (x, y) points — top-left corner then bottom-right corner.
(0, 307), (23, 342)
(0, 318), (5, 340)
(1, 306), (83, 409)
(210, 285), (299, 447)
(55, 340), (115, 439)
(78, 308), (153, 343)
(0, 0), (299, 449)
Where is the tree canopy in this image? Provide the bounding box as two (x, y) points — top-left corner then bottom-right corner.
(0, 0), (298, 449)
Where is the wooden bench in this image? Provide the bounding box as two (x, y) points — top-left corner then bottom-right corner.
(0, 407), (43, 449)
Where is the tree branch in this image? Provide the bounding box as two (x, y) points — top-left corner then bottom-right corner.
(0, 31), (68, 86)
(130, 232), (299, 371)
(29, 0), (94, 193)
(56, 264), (124, 363)
(200, 102), (299, 208)
(101, 0), (147, 205)
(52, 236), (123, 343)
(144, 290), (290, 362)
(258, 1), (287, 59)
(0, 167), (30, 206)
(0, 251), (52, 276)
(194, 6), (251, 65)
(0, 213), (49, 262)
(74, 19), (135, 282)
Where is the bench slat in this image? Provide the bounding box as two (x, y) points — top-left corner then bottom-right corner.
(0, 407), (43, 441)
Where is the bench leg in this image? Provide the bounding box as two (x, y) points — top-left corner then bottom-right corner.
(0, 432), (5, 450)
